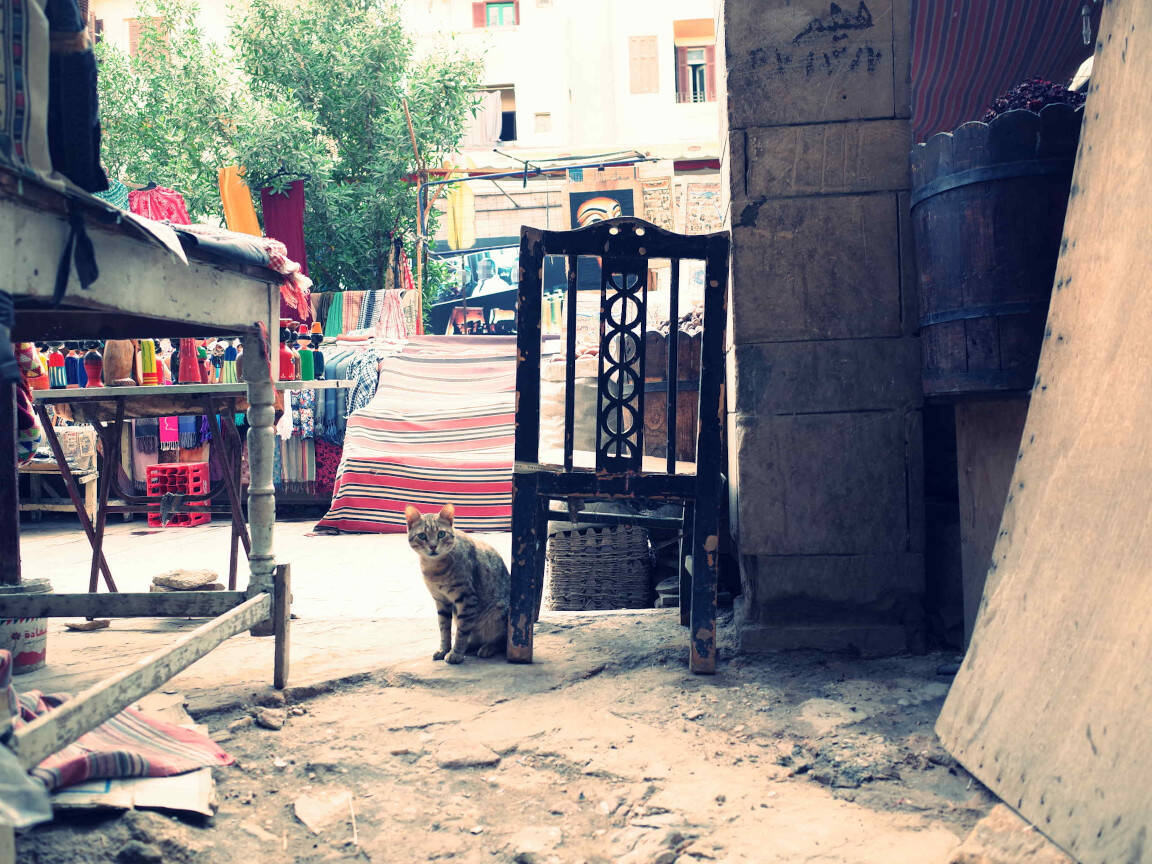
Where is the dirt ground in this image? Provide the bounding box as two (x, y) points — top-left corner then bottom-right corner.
(13, 609), (1053, 864)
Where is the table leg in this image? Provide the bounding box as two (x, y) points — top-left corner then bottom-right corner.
(0, 381), (20, 585)
(87, 403), (124, 594)
(243, 329), (276, 635)
(34, 404), (116, 591)
(204, 400), (250, 591)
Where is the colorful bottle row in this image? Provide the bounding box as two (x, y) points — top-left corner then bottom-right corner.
(278, 321), (326, 382)
(26, 339), (245, 389)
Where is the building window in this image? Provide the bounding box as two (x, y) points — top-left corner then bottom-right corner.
(628, 35), (659, 94)
(673, 18), (716, 103)
(481, 85), (517, 142)
(534, 112), (552, 134)
(473, 1), (519, 27)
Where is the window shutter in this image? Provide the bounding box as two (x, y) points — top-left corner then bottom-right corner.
(472, 2), (486, 27)
(704, 44), (716, 102)
(675, 47), (689, 102)
(629, 36), (658, 94)
(513, 0), (520, 24)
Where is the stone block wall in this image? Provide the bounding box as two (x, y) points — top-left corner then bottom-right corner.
(720, 0), (925, 653)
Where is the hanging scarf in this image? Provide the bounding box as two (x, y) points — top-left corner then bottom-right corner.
(134, 418), (158, 454)
(177, 416), (199, 449)
(198, 415), (212, 446)
(14, 344), (42, 466)
(93, 178), (130, 210)
(291, 388), (316, 439)
(158, 417), (179, 451)
(357, 289), (379, 330)
(346, 349), (380, 417)
(132, 443), (159, 494)
(323, 292), (344, 338)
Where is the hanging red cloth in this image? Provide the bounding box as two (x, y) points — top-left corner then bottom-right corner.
(127, 187), (191, 225)
(260, 180), (309, 277)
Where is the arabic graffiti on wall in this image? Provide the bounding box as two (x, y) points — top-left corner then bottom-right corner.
(747, 1), (883, 79)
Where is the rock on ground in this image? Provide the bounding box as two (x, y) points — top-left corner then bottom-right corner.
(436, 739), (501, 769)
(949, 805), (1075, 864)
(151, 569), (220, 590)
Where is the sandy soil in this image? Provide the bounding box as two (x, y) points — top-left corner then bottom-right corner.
(14, 610), (1021, 864)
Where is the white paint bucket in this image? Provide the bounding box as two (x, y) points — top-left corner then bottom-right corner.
(0, 579), (52, 674)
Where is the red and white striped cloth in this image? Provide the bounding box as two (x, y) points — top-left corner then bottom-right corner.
(315, 336), (516, 534)
(1, 650), (232, 792)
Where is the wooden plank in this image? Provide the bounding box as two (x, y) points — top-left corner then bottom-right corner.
(936, 4), (1152, 861)
(33, 403), (116, 589)
(12, 593), (271, 770)
(0, 185), (273, 333)
(514, 227), (545, 463)
(34, 383), (247, 400)
(0, 591), (247, 619)
(273, 564), (291, 690)
(954, 398), (1029, 647)
(0, 382), (20, 585)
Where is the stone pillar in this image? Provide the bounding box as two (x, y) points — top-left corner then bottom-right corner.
(721, 0), (925, 654)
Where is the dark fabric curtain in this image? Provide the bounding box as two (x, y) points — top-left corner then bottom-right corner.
(260, 179), (310, 277)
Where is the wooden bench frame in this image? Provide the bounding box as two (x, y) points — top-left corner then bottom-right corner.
(0, 166), (291, 788)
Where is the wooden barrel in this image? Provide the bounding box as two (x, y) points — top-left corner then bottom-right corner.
(911, 104), (1082, 397)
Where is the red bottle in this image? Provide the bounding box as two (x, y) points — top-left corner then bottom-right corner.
(178, 338), (202, 384)
(278, 321), (296, 381)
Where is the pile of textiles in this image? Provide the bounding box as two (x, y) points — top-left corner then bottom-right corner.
(1, 649), (231, 793)
(170, 223), (313, 326)
(273, 344), (384, 497)
(317, 289), (410, 340)
(315, 336), (515, 534)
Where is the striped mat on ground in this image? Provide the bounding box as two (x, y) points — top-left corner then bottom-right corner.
(1, 650), (232, 792)
(315, 336), (516, 534)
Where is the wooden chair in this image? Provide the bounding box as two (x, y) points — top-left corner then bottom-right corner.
(507, 217), (730, 673)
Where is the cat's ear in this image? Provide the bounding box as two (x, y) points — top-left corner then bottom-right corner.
(439, 503), (455, 525)
(404, 505), (422, 528)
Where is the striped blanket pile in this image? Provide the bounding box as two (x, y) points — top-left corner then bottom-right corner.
(316, 336), (516, 534)
(1, 651), (232, 792)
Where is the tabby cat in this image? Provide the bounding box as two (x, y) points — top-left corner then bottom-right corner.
(405, 503), (510, 664)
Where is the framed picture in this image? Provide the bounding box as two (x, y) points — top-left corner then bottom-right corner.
(568, 188), (636, 228)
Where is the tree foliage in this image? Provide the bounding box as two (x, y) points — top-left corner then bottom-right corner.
(96, 0), (482, 293)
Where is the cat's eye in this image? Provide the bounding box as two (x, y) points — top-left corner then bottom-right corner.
(437, 531), (446, 539)
(417, 532), (427, 540)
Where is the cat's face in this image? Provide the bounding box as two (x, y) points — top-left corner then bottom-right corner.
(405, 504), (457, 559)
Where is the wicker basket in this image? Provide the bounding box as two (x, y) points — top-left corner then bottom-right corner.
(544, 524), (653, 611)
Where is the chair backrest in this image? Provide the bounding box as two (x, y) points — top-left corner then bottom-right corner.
(515, 217), (730, 476)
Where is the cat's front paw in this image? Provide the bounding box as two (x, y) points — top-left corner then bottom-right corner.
(432, 649), (448, 661)
(445, 651), (466, 664)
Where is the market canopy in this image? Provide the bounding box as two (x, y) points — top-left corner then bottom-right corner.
(912, 0), (1098, 141)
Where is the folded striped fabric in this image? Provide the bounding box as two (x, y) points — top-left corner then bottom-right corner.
(315, 336), (515, 534)
(0, 650), (232, 792)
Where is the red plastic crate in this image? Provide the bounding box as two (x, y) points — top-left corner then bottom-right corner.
(146, 463), (211, 528)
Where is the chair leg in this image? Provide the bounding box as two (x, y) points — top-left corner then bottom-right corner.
(507, 474), (542, 663)
(679, 501), (694, 627)
(689, 501), (718, 674)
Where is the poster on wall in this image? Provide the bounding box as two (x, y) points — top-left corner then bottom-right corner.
(639, 177), (674, 231)
(684, 182), (723, 234)
(568, 189), (635, 228)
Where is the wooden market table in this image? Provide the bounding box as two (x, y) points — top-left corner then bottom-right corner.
(0, 164), (291, 773)
(31, 379), (350, 593)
